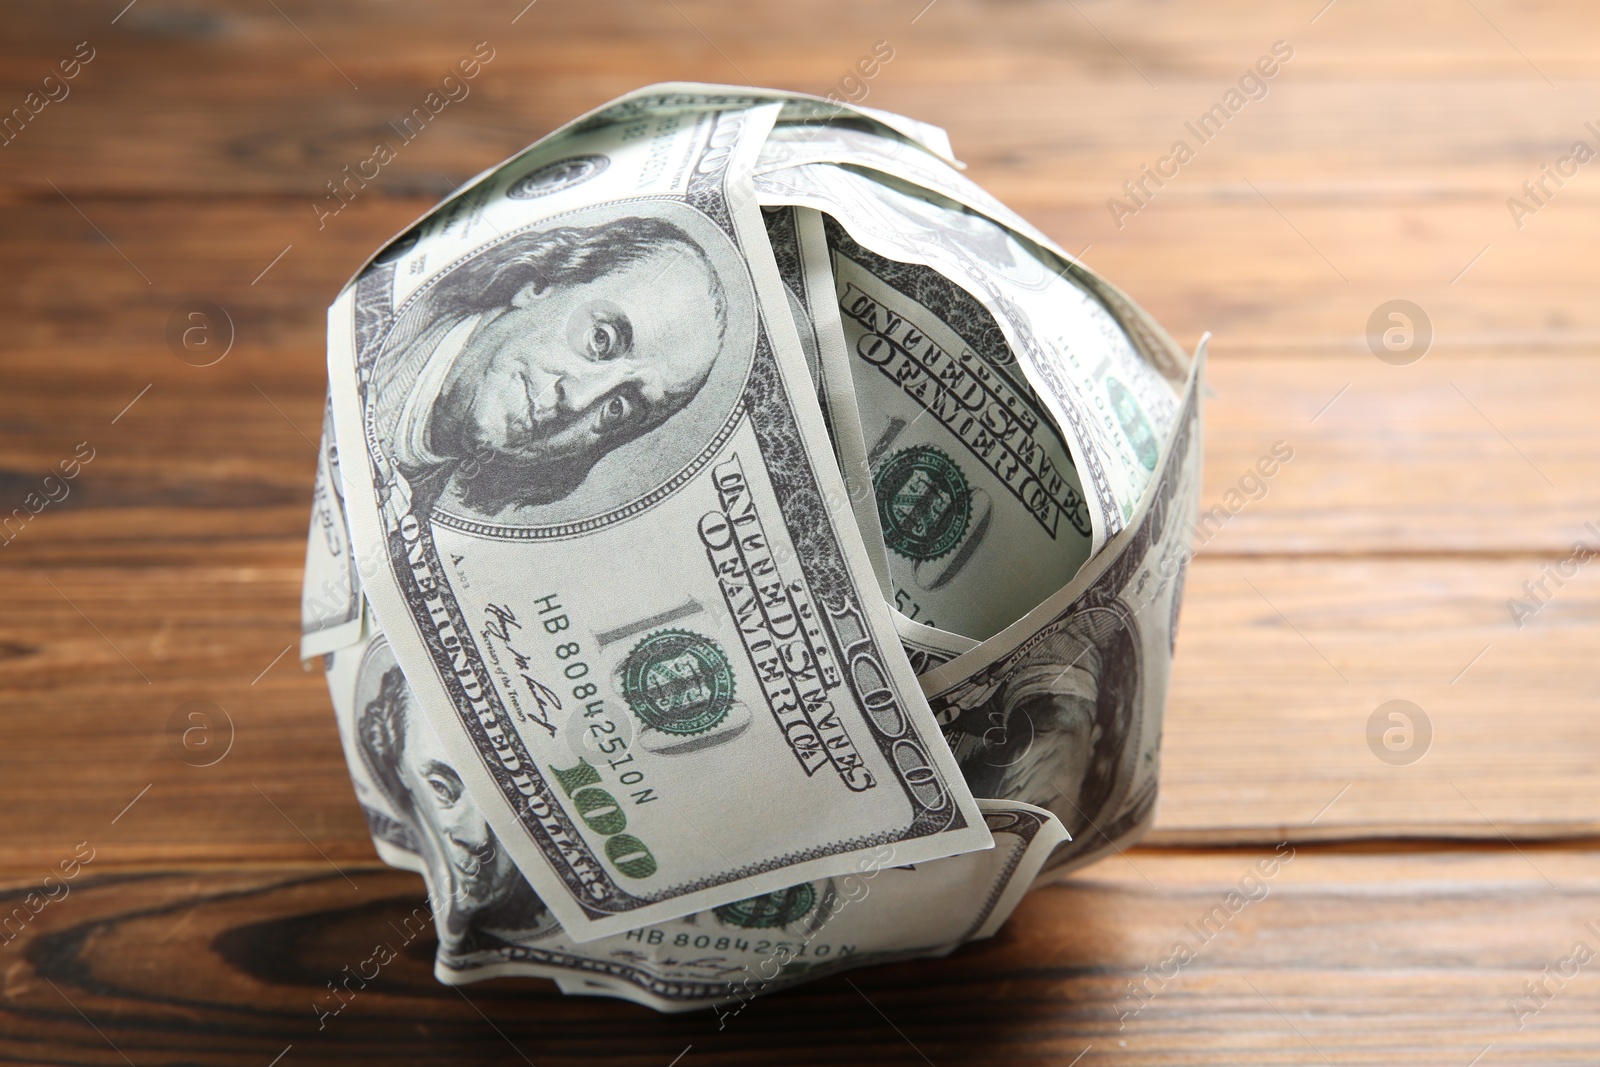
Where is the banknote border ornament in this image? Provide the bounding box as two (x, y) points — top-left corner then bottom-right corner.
(421, 800), (1064, 1010)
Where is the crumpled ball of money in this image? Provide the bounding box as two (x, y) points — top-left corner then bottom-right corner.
(303, 84), (1201, 1013)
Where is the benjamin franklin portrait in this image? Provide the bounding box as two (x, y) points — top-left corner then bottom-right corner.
(939, 603), (1141, 860)
(354, 640), (558, 958)
(370, 204), (757, 524)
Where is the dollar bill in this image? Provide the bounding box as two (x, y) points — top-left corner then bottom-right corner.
(558, 83), (960, 167)
(436, 799), (1062, 1014)
(320, 624), (424, 876)
(822, 215), (1097, 642)
(766, 204), (999, 675)
(340, 85), (965, 286)
(300, 396), (366, 659)
(319, 626), (1063, 1013)
(892, 608), (978, 677)
(924, 340), (1204, 879)
(325, 101), (990, 941)
(756, 119), (1191, 395)
(753, 161), (1183, 555)
(753, 174), (1202, 872)
(757, 119), (1025, 235)
(761, 204), (894, 599)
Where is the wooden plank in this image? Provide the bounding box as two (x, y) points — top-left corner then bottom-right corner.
(0, 846), (1595, 1065)
(8, 187), (1600, 376)
(2, 6), (1599, 354)
(1155, 556), (1600, 843)
(1, 189), (1597, 560)
(0, 0), (1592, 860)
(0, 351), (1594, 568)
(3, 0), (1597, 366)
(1037, 194), (1600, 356)
(1, 554), (1594, 871)
(1193, 353), (1600, 556)
(4, 0), (1600, 197)
(9, 70), (1600, 202)
(0, 0), (1595, 1063)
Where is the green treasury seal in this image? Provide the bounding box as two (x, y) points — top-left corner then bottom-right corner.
(1107, 376), (1159, 472)
(621, 629), (735, 736)
(713, 883), (818, 928)
(873, 444), (972, 562)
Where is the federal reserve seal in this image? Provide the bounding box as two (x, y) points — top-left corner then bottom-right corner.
(873, 445), (972, 562)
(621, 629), (735, 736)
(1107, 377), (1159, 472)
(506, 154), (610, 199)
(713, 883), (818, 929)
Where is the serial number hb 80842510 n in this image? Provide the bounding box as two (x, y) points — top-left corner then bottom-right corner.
(535, 594), (661, 881)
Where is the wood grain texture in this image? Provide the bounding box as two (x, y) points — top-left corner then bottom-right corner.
(2, 847), (1597, 1066)
(1, 552), (1596, 871)
(0, 348), (1593, 573)
(1, 0), (1597, 1060)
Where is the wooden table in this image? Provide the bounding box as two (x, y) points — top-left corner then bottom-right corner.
(3, 1), (1597, 1062)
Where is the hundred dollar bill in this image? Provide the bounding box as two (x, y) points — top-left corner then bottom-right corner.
(761, 204), (893, 599)
(318, 627), (1063, 1013)
(757, 120), (1024, 235)
(342, 85), (964, 287)
(924, 340), (1205, 878)
(321, 625), (426, 877)
(756, 119), (1191, 395)
(435, 798), (1062, 1014)
(818, 213), (1097, 642)
(325, 100), (990, 941)
(764, 204), (1022, 662)
(892, 608), (978, 677)
(301, 396), (365, 658)
(754, 161), (1183, 556)
(559, 83), (960, 166)
(503, 798), (1062, 1015)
